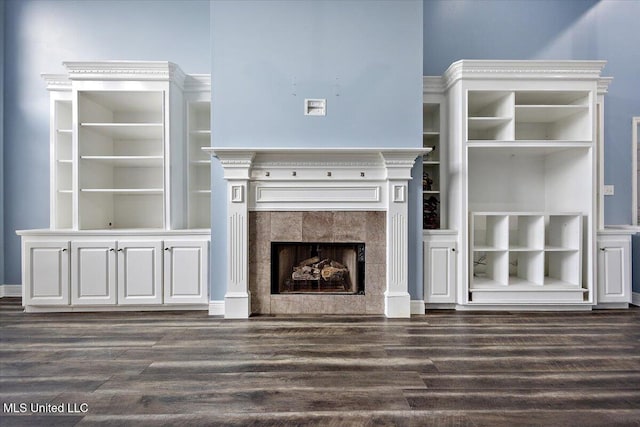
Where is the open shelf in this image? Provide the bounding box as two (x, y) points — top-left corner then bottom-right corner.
(81, 155), (163, 167)
(78, 90), (166, 230)
(467, 90), (592, 142)
(470, 212), (584, 297)
(80, 123), (163, 139)
(54, 100), (73, 229)
(187, 101), (211, 229)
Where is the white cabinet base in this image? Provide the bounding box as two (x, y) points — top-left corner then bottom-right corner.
(596, 230), (633, 307)
(17, 230), (210, 312)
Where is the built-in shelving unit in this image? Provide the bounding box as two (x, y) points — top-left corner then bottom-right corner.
(78, 90), (165, 229)
(54, 99), (73, 228)
(20, 62), (211, 314)
(439, 60), (607, 307)
(186, 89), (211, 229)
(422, 77), (447, 230)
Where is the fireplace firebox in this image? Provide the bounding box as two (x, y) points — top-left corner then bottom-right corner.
(271, 242), (365, 295)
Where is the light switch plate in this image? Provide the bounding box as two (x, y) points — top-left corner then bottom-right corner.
(603, 185), (615, 196)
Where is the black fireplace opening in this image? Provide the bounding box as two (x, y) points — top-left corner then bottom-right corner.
(271, 242), (365, 295)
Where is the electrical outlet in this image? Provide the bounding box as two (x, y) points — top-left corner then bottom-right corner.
(603, 185), (615, 196)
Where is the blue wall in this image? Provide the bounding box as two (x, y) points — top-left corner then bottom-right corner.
(210, 0), (424, 299)
(423, 0), (640, 226)
(2, 0), (210, 285)
(1, 0), (5, 285)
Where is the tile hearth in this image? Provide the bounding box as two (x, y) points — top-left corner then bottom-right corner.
(249, 211), (386, 314)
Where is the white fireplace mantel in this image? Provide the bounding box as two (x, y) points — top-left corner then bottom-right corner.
(204, 147), (430, 318)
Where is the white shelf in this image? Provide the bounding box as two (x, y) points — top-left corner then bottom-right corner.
(191, 190), (211, 194)
(468, 117), (512, 130)
(190, 159), (211, 165)
(58, 190), (73, 194)
(81, 155), (163, 167)
(423, 131), (440, 136)
(515, 105), (588, 122)
(190, 130), (211, 135)
(57, 129), (72, 134)
(58, 159), (73, 164)
(80, 188), (163, 195)
(80, 123), (163, 139)
(423, 190), (440, 195)
(473, 245), (506, 252)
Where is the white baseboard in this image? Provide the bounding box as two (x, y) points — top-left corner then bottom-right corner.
(0, 285), (21, 298)
(208, 300), (225, 316)
(410, 300), (426, 315)
(632, 292), (640, 307)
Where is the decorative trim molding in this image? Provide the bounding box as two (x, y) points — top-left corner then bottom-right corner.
(0, 285), (21, 298)
(443, 60), (608, 90)
(598, 77), (613, 95)
(632, 292), (640, 307)
(208, 300), (225, 316)
(410, 300), (426, 315)
(41, 74), (71, 91)
(423, 76), (445, 94)
(184, 74), (211, 92)
(255, 185), (381, 204)
(63, 61), (186, 87)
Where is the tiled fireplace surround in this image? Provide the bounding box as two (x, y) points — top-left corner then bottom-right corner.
(250, 211), (386, 314)
(205, 148), (427, 318)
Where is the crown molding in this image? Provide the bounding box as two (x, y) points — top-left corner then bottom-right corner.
(423, 76), (445, 94)
(443, 60), (608, 89)
(41, 74), (71, 91)
(184, 74), (211, 92)
(62, 61), (186, 87)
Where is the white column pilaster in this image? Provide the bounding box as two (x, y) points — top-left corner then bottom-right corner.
(381, 152), (420, 318)
(208, 150), (255, 318)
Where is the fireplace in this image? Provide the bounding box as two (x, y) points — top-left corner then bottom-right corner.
(205, 147), (426, 318)
(271, 242), (365, 295)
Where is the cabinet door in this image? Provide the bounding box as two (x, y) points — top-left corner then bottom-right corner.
(71, 241), (117, 305)
(117, 241), (163, 305)
(597, 239), (631, 303)
(424, 240), (457, 303)
(163, 240), (209, 304)
(23, 241), (70, 305)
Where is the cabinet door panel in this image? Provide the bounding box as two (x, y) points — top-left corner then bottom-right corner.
(164, 240), (208, 304)
(118, 241), (162, 305)
(424, 240), (456, 304)
(597, 239), (631, 303)
(24, 241), (70, 305)
(72, 241), (116, 305)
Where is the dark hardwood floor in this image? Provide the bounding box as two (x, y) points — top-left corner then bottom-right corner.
(1, 297), (639, 426)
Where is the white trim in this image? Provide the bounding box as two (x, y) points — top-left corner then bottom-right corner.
(208, 300), (225, 315)
(632, 292), (640, 307)
(442, 60), (607, 90)
(410, 300), (426, 315)
(632, 117), (639, 225)
(0, 285), (22, 298)
(24, 304), (208, 313)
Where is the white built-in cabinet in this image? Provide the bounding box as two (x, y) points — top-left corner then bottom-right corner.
(422, 60), (631, 310)
(423, 230), (457, 304)
(18, 62), (211, 312)
(596, 231), (633, 307)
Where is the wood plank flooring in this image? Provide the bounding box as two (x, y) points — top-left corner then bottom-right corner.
(1, 297), (639, 426)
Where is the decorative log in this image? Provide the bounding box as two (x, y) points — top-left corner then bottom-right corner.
(297, 256), (320, 268)
(330, 260), (346, 269)
(321, 266), (347, 281)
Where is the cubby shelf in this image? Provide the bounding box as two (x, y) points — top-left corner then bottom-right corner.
(470, 212), (583, 291)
